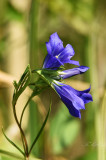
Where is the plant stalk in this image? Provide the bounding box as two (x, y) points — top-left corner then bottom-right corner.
(13, 104), (29, 156)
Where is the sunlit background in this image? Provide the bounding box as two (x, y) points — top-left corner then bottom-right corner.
(0, 0), (106, 160)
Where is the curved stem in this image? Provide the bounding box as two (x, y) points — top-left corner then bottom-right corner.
(21, 134), (26, 156)
(20, 86), (45, 127)
(20, 95), (33, 127)
(13, 104), (29, 156)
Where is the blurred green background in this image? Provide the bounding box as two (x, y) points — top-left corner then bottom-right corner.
(0, 0), (106, 160)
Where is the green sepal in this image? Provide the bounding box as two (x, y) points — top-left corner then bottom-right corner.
(32, 69), (54, 87)
(32, 68), (62, 80)
(37, 69), (59, 76)
(32, 69), (64, 95)
(12, 64), (31, 106)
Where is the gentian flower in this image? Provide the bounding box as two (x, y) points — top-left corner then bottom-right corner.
(58, 66), (89, 79)
(52, 81), (92, 118)
(36, 32), (93, 118)
(43, 32), (79, 69)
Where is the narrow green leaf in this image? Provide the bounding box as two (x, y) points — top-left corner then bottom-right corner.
(0, 150), (24, 160)
(13, 81), (18, 90)
(2, 128), (25, 156)
(28, 102), (51, 155)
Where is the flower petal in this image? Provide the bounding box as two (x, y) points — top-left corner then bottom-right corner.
(68, 60), (80, 66)
(46, 32), (64, 56)
(81, 93), (93, 104)
(60, 94), (81, 118)
(57, 44), (79, 66)
(58, 44), (74, 60)
(43, 54), (63, 69)
(63, 84), (93, 103)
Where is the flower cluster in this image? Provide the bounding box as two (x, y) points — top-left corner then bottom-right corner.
(41, 32), (92, 118)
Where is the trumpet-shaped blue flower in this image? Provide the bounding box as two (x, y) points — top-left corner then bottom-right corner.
(41, 32), (93, 118)
(43, 32), (79, 69)
(59, 66), (89, 79)
(52, 81), (92, 118)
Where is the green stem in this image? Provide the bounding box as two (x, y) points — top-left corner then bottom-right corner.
(0, 149), (24, 160)
(20, 85), (43, 127)
(20, 95), (33, 127)
(28, 104), (51, 155)
(21, 134), (26, 156)
(13, 104), (28, 156)
(29, 0), (40, 156)
(29, 0), (39, 69)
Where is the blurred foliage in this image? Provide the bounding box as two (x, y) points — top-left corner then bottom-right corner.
(77, 150), (97, 160)
(50, 103), (80, 154)
(6, 2), (23, 21)
(0, 0), (106, 160)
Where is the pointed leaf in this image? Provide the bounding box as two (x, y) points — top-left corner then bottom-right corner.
(2, 128), (25, 156)
(29, 102), (51, 155)
(0, 150), (24, 160)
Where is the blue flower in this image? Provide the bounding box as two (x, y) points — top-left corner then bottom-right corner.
(40, 32), (93, 118)
(52, 81), (93, 118)
(43, 32), (79, 69)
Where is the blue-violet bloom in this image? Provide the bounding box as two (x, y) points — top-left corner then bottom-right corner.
(43, 32), (79, 69)
(52, 81), (92, 118)
(59, 66), (89, 79)
(42, 32), (93, 118)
